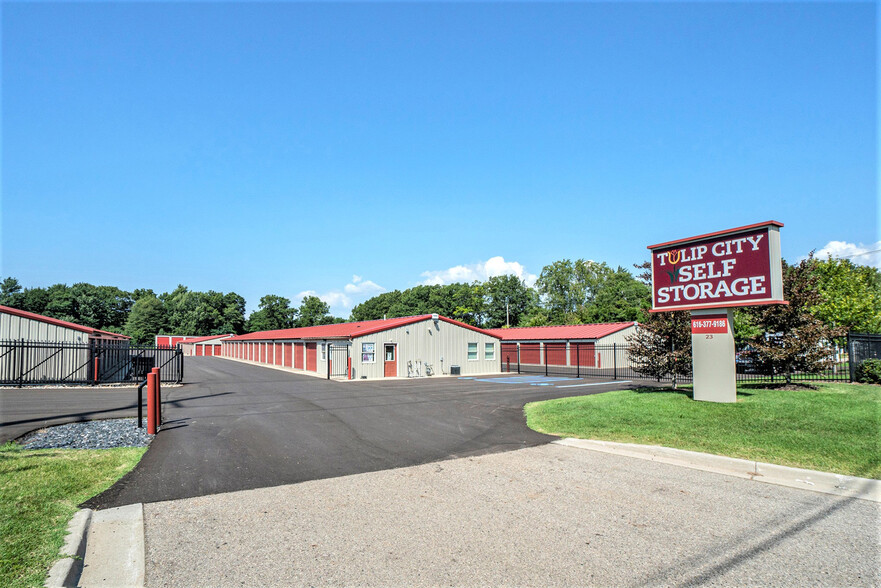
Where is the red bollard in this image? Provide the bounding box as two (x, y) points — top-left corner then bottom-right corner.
(147, 372), (157, 435)
(151, 367), (162, 426)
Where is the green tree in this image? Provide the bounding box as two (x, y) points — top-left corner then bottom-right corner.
(350, 290), (403, 321)
(747, 257), (845, 384)
(219, 293), (247, 334)
(483, 275), (537, 329)
(625, 262), (691, 387)
(811, 257), (881, 334)
(577, 267), (650, 323)
(248, 295), (297, 332)
(44, 284), (76, 323)
(124, 295), (168, 344)
(295, 295), (332, 327)
(0, 277), (23, 307)
(626, 311), (692, 388)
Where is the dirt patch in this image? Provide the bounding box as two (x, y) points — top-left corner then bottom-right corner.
(760, 382), (819, 391)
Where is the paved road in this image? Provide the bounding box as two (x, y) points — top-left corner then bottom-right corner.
(84, 358), (641, 509)
(0, 386), (143, 443)
(144, 444), (881, 587)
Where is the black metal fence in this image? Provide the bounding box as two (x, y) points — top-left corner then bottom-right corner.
(501, 340), (854, 384)
(848, 333), (881, 381)
(0, 339), (184, 386)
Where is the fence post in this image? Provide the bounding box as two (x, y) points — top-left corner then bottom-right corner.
(613, 343), (617, 380)
(517, 344), (521, 374)
(16, 339), (23, 388)
(544, 343), (548, 377)
(576, 344), (580, 379)
(847, 333), (855, 382)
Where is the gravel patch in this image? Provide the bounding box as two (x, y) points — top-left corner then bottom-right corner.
(20, 418), (154, 450)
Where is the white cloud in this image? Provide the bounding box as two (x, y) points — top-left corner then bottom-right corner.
(295, 276), (387, 317)
(420, 256), (538, 287)
(811, 241), (881, 268)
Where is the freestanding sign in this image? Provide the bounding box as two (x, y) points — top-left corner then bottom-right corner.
(648, 221), (785, 402)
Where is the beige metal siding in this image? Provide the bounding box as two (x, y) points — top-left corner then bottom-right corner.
(351, 318), (500, 380)
(0, 312), (87, 343)
(596, 324), (637, 369)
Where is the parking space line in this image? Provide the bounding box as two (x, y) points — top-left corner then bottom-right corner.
(556, 380), (630, 388)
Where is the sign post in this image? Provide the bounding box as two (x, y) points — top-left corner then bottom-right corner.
(648, 221), (785, 402)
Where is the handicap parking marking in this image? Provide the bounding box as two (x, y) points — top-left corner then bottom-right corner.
(471, 375), (583, 385)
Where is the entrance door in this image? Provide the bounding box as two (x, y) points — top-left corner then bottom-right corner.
(383, 344), (397, 377)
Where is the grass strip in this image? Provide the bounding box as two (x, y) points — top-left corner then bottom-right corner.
(525, 382), (880, 479)
(0, 443), (146, 588)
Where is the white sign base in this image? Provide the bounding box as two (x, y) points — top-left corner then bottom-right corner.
(691, 308), (737, 403)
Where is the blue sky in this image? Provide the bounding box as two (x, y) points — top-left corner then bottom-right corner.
(2, 1), (877, 317)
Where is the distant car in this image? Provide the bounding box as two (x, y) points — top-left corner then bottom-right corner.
(735, 346), (762, 374)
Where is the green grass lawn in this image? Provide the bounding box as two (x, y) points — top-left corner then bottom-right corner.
(525, 382), (880, 479)
(0, 443), (147, 588)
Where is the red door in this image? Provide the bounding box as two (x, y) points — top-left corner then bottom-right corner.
(519, 343), (541, 365)
(306, 343), (317, 371)
(283, 343), (292, 367)
(195, 345), (203, 356)
(275, 343), (283, 365)
(383, 344), (397, 377)
(214, 345), (222, 356)
(295, 343), (304, 369)
(545, 343), (567, 366)
(205, 345), (213, 356)
(570, 342), (596, 367)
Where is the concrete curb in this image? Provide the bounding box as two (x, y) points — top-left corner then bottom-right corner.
(45, 508), (92, 587)
(554, 438), (881, 502)
(78, 503), (146, 587)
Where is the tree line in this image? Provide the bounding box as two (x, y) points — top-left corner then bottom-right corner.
(1, 254), (877, 346)
(0, 280), (341, 344)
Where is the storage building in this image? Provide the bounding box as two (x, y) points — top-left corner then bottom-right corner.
(0, 305), (129, 343)
(155, 335), (201, 348)
(485, 322), (637, 375)
(0, 305), (130, 384)
(179, 334), (233, 356)
(222, 314), (501, 380)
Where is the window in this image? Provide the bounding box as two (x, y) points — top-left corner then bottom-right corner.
(320, 343), (326, 360)
(467, 342), (478, 361)
(362, 342), (376, 363)
(484, 342), (495, 361)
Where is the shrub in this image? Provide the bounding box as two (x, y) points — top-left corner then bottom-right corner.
(855, 358), (881, 385)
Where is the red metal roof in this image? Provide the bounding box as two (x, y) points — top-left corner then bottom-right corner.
(0, 305), (130, 339)
(647, 220), (783, 250)
(485, 322), (636, 341)
(226, 315), (498, 342)
(178, 334), (234, 344)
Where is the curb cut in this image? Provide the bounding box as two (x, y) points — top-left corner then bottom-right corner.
(554, 438), (881, 502)
(78, 503), (146, 587)
(45, 508), (92, 587)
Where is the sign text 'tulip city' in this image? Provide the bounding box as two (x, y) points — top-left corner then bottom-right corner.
(648, 221), (785, 312)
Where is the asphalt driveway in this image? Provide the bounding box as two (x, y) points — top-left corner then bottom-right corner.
(0, 386), (142, 443)
(82, 357), (640, 509)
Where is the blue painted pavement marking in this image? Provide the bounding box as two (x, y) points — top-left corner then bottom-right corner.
(472, 375), (582, 385)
